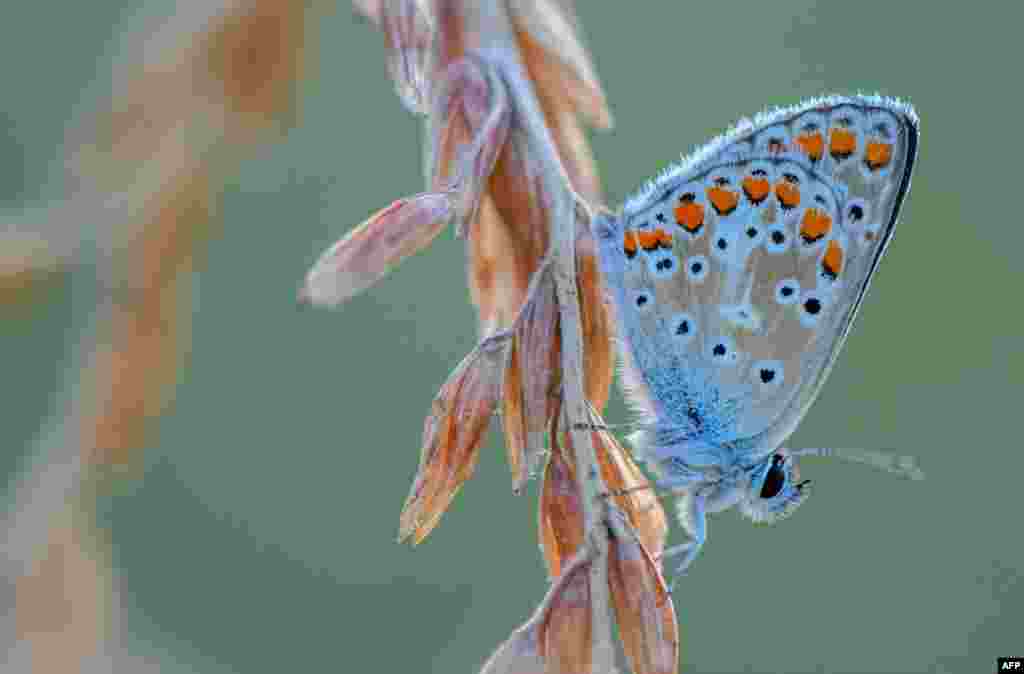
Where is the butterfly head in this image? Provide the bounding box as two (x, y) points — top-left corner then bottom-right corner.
(739, 450), (812, 525)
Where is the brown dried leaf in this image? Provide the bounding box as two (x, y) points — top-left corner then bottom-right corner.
(514, 273), (560, 473)
(352, 0), (384, 23)
(480, 546), (595, 674)
(507, 0), (612, 132)
(606, 508), (679, 674)
(378, 0), (434, 113)
(576, 229), (614, 409)
(513, 18), (603, 206)
(538, 548), (593, 674)
(469, 138), (548, 333)
(0, 233), (67, 310)
(502, 269), (560, 491)
(538, 433), (584, 579)
(428, 56), (511, 230)
(399, 340), (503, 543)
(300, 192), (452, 307)
(502, 339), (528, 490)
(511, 24), (615, 409)
(200, 0), (315, 132)
(590, 407), (667, 562)
(14, 513), (112, 671)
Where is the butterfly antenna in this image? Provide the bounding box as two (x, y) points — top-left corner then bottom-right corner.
(789, 447), (925, 481)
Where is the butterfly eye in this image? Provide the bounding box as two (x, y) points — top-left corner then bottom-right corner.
(774, 278), (800, 305)
(686, 255), (709, 283)
(760, 454), (787, 499)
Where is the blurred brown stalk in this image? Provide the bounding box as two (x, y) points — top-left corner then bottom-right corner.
(3, 1), (322, 670)
(303, 2), (676, 672)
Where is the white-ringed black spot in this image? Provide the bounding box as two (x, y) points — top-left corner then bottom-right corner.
(669, 312), (697, 344)
(846, 198), (869, 225)
(686, 255), (709, 283)
(707, 335), (739, 365)
(751, 359), (785, 393)
(633, 290), (652, 309)
(798, 290), (825, 327)
(765, 228), (790, 255)
(774, 278), (800, 305)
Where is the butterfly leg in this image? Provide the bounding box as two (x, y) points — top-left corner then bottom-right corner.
(660, 490), (706, 590)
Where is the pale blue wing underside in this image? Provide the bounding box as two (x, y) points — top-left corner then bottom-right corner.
(594, 95), (918, 467)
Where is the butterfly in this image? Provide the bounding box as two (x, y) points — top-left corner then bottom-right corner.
(591, 95), (920, 580)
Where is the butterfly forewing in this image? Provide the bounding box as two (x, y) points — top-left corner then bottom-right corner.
(596, 95), (918, 461)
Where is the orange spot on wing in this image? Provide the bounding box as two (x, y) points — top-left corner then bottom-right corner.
(674, 198), (704, 233)
(800, 208), (832, 243)
(829, 127), (857, 160)
(742, 176), (770, 204)
(707, 186), (739, 216)
(775, 180), (801, 210)
(822, 239), (843, 278)
(655, 228), (674, 249)
(864, 141), (893, 170)
(795, 131), (824, 161)
(637, 230), (660, 251)
(623, 230), (638, 257)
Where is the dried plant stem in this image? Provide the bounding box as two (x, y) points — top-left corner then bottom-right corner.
(554, 211), (618, 671)
(498, 48), (618, 668)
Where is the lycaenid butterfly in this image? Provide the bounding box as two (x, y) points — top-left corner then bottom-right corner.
(592, 95), (920, 579)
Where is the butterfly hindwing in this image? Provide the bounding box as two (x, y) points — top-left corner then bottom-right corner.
(595, 95), (918, 462)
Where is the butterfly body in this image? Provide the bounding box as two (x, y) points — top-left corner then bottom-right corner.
(593, 95), (919, 577)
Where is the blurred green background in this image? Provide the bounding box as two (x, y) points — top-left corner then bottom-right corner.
(3, 2), (1022, 672)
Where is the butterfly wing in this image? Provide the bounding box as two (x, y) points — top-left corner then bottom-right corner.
(594, 95), (918, 466)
